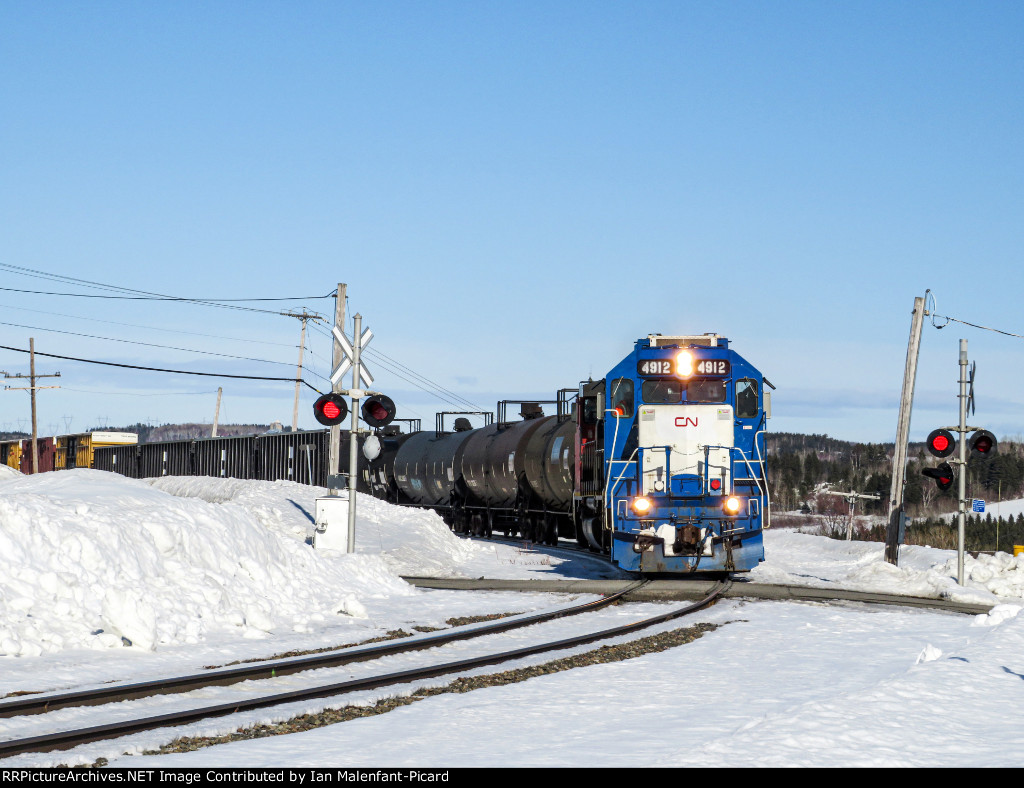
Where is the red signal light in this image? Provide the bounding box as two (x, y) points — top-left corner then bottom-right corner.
(926, 428), (956, 459)
(922, 461), (956, 492)
(361, 394), (397, 428)
(313, 393), (349, 426)
(969, 430), (997, 457)
(322, 400), (342, 420)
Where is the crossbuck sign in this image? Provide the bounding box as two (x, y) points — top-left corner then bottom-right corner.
(330, 325), (374, 389)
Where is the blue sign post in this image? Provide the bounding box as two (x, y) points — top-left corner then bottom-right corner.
(971, 499), (985, 513)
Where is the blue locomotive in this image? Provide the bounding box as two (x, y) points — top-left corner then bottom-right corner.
(575, 334), (770, 573)
(365, 333), (771, 575)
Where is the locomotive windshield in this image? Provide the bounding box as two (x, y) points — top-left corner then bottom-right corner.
(641, 379), (682, 403)
(686, 378), (727, 403)
(640, 378), (727, 403)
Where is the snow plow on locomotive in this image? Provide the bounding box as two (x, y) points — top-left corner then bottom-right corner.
(364, 333), (771, 575)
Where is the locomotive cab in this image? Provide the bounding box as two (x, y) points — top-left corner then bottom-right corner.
(582, 334), (769, 575)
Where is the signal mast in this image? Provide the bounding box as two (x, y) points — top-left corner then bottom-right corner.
(921, 339), (997, 585)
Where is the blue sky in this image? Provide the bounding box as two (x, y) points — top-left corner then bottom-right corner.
(0, 1), (1021, 442)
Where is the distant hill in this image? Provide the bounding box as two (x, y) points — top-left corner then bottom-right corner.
(7, 423), (1021, 523)
(766, 432), (1024, 520)
(88, 422), (273, 443)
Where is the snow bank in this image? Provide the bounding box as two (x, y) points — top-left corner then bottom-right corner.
(6, 467), (1024, 662)
(754, 529), (1024, 605)
(143, 476), (512, 577)
(0, 469), (578, 659)
(0, 471), (419, 657)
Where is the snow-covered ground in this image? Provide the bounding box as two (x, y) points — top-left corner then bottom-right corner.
(2, 468), (1024, 767)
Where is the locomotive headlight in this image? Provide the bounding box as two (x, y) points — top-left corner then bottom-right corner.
(724, 496), (742, 516)
(676, 350), (694, 378)
(632, 496), (653, 515)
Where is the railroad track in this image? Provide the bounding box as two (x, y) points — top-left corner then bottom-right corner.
(0, 579), (729, 759)
(0, 578), (647, 721)
(453, 533), (997, 615)
(403, 575), (995, 615)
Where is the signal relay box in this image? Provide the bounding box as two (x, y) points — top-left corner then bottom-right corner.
(313, 494), (351, 552)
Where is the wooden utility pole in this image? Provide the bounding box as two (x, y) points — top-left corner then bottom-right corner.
(3, 338), (61, 474)
(292, 316), (309, 432)
(284, 310), (322, 432)
(885, 294), (927, 565)
(211, 387), (223, 437)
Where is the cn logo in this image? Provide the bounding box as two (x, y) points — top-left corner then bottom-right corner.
(675, 417), (699, 427)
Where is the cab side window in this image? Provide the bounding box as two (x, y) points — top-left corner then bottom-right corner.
(581, 396), (598, 424)
(736, 379), (759, 419)
(609, 378), (634, 417)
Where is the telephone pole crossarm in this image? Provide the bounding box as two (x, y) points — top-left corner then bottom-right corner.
(3, 338), (62, 474)
(821, 489), (881, 541)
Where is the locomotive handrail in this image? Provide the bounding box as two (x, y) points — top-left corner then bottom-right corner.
(754, 429), (771, 529)
(629, 442), (765, 508)
(633, 444), (674, 495)
(606, 449), (639, 534)
(435, 411), (492, 433)
(496, 399), (556, 425)
(699, 443), (766, 500)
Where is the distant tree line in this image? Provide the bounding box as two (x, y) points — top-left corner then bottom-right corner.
(766, 432), (1024, 519)
(901, 513), (1024, 552)
(92, 423), (273, 443)
(0, 424), (274, 443)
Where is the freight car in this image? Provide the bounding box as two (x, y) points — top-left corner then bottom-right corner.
(92, 429), (375, 488)
(55, 432), (138, 471)
(0, 439), (21, 471)
(366, 334), (771, 574)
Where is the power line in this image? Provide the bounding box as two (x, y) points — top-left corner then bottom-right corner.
(315, 320), (484, 410)
(931, 313), (1024, 340)
(0, 285), (334, 303)
(308, 323), (485, 412)
(0, 301), (303, 349)
(0, 344), (324, 393)
(0, 319), (301, 368)
(62, 387), (219, 397)
(0, 263), (329, 316)
(926, 290), (1024, 339)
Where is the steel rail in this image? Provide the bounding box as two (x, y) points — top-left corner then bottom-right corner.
(0, 580), (728, 758)
(0, 579), (650, 722)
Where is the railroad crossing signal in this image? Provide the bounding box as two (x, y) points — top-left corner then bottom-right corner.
(330, 325), (374, 388)
(313, 393), (349, 426)
(922, 461), (955, 492)
(361, 394), (397, 428)
(969, 429), (997, 457)
(926, 428), (956, 458)
(921, 425), (997, 492)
